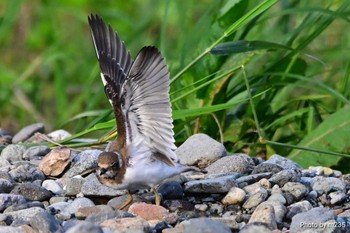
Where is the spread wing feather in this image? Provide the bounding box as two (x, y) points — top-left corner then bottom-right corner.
(123, 47), (177, 166)
(88, 14), (177, 166)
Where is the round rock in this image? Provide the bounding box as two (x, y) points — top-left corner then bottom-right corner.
(158, 181), (184, 200)
(206, 154), (251, 175)
(180, 217), (231, 233)
(12, 123), (45, 143)
(222, 187), (246, 205)
(176, 134), (226, 168)
(248, 203), (277, 230)
(23, 146), (51, 162)
(1, 145), (26, 163)
(10, 183), (52, 201)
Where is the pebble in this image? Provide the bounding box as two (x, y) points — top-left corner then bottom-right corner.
(65, 221), (103, 233)
(286, 200), (313, 220)
(75, 205), (114, 220)
(266, 154), (302, 170)
(10, 183), (52, 201)
(221, 187), (246, 205)
(157, 181), (184, 200)
(0, 179), (14, 193)
(282, 182), (308, 202)
(22, 146), (51, 162)
(9, 163), (45, 182)
(251, 162), (283, 174)
(29, 210), (63, 233)
(240, 222), (273, 233)
(176, 134), (226, 168)
(329, 191), (347, 205)
(47, 129), (72, 142)
(205, 154), (251, 175)
(290, 207), (336, 232)
(312, 176), (346, 193)
(180, 217), (231, 233)
(38, 147), (71, 177)
(100, 216), (150, 233)
(63, 150), (102, 178)
(0, 194), (27, 212)
(269, 169), (300, 187)
(4, 206), (45, 223)
(12, 123), (45, 143)
(0, 145), (26, 163)
(184, 175), (236, 193)
(65, 176), (86, 196)
(42, 180), (64, 195)
(242, 185), (268, 209)
(248, 203), (277, 230)
(81, 173), (126, 197)
(128, 202), (173, 222)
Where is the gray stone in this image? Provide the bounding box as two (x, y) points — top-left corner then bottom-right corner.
(0, 156), (10, 168)
(0, 145), (26, 163)
(12, 123), (45, 143)
(158, 181), (184, 200)
(63, 150), (102, 178)
(47, 201), (70, 215)
(0, 226), (32, 233)
(9, 163), (45, 182)
(205, 154), (251, 175)
(266, 154), (302, 170)
(60, 197), (95, 219)
(0, 194), (27, 212)
(329, 191), (347, 205)
(86, 210), (133, 224)
(29, 210), (63, 233)
(75, 205), (114, 220)
(248, 203), (277, 230)
(48, 129), (72, 142)
(290, 207), (336, 233)
(181, 217), (231, 233)
(184, 175), (236, 193)
(176, 134), (226, 168)
(269, 169), (300, 187)
(286, 200), (313, 220)
(312, 176), (345, 193)
(263, 200), (287, 223)
(0, 179), (14, 193)
(42, 179), (64, 195)
(23, 146), (50, 161)
(221, 187), (246, 205)
(81, 174), (127, 197)
(3, 201), (45, 213)
(10, 183), (52, 201)
(251, 162), (283, 174)
(4, 207), (45, 223)
(282, 182), (308, 201)
(65, 176), (86, 196)
(65, 221), (102, 233)
(242, 185), (268, 209)
(235, 172), (273, 185)
(240, 222), (272, 233)
(194, 204), (208, 211)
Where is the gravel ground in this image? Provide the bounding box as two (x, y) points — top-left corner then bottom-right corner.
(0, 123), (350, 233)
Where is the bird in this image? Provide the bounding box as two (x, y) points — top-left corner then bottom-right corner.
(88, 14), (196, 208)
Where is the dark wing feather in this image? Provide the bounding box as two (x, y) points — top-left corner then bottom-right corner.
(88, 14), (133, 153)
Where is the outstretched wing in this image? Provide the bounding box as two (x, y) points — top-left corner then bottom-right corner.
(88, 14), (132, 105)
(88, 14), (132, 152)
(123, 47), (177, 166)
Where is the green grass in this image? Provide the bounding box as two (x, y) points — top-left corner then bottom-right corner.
(1, 0), (350, 171)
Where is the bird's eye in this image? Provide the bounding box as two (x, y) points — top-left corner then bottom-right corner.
(111, 162), (119, 169)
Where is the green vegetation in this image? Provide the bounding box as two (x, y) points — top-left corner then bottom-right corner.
(1, 0), (350, 170)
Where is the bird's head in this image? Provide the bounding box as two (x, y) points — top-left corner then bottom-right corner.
(96, 151), (123, 185)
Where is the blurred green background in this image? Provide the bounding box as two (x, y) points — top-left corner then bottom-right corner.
(1, 0), (350, 169)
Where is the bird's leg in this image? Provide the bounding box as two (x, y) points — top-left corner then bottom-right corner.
(151, 187), (161, 206)
(119, 191), (133, 210)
